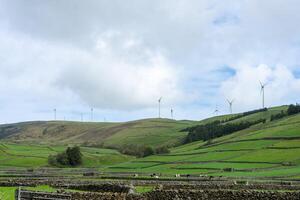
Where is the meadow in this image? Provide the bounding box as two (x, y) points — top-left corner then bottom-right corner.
(0, 105), (300, 180)
(105, 107), (300, 179)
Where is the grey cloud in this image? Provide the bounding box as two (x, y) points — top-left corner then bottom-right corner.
(1, 0), (300, 122)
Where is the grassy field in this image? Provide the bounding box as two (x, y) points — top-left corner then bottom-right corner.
(105, 107), (300, 179)
(1, 105), (300, 180)
(0, 142), (133, 168)
(0, 118), (200, 149)
(0, 185), (56, 200)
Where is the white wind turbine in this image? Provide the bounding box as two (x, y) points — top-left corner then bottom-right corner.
(213, 105), (219, 116)
(158, 97), (162, 118)
(53, 108), (56, 120)
(226, 99), (234, 114)
(260, 81), (267, 108)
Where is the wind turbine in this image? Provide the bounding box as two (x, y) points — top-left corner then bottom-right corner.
(213, 105), (219, 116)
(158, 97), (162, 118)
(53, 108), (56, 120)
(226, 99), (234, 114)
(90, 108), (94, 122)
(171, 108), (174, 119)
(260, 81), (267, 108)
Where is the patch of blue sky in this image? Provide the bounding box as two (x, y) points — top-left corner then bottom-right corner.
(213, 13), (239, 26)
(293, 68), (300, 78)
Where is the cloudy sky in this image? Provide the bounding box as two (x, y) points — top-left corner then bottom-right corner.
(1, 0), (300, 123)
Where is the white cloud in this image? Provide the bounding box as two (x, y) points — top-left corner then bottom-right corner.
(1, 0), (300, 122)
(59, 32), (184, 110)
(221, 64), (300, 112)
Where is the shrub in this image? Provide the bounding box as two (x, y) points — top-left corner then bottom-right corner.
(270, 111), (287, 121)
(287, 104), (300, 115)
(184, 119), (266, 143)
(56, 151), (69, 165)
(48, 146), (82, 167)
(66, 146), (82, 166)
(120, 145), (160, 157)
(143, 146), (155, 157)
(155, 146), (170, 154)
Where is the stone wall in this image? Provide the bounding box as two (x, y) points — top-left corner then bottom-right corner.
(69, 189), (300, 200)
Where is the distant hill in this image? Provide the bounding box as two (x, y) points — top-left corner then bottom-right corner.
(0, 106), (289, 150)
(1, 105), (300, 179)
(0, 118), (200, 149)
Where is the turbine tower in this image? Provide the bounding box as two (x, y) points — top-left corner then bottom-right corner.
(260, 81), (267, 108)
(158, 97), (162, 118)
(53, 108), (56, 120)
(227, 99), (234, 114)
(213, 105), (219, 116)
(81, 113), (83, 122)
(91, 108), (94, 122)
(171, 108), (174, 119)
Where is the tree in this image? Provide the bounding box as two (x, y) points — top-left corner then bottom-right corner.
(143, 146), (154, 157)
(48, 146), (82, 167)
(155, 146), (170, 154)
(287, 104), (300, 115)
(66, 146), (82, 166)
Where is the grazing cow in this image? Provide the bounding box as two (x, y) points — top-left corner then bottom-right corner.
(133, 174), (138, 177)
(154, 175), (159, 179)
(175, 174), (180, 178)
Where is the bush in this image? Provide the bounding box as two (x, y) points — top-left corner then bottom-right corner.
(287, 104), (300, 115)
(66, 146), (82, 166)
(155, 146), (170, 154)
(120, 145), (153, 157)
(143, 146), (155, 157)
(270, 111), (287, 121)
(48, 146), (82, 167)
(56, 151), (69, 165)
(220, 108), (268, 123)
(184, 119), (266, 143)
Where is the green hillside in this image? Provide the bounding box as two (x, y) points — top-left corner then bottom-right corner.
(1, 105), (300, 180)
(106, 106), (300, 179)
(0, 142), (132, 168)
(0, 118), (199, 149)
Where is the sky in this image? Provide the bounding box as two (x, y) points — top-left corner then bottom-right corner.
(1, 0), (300, 123)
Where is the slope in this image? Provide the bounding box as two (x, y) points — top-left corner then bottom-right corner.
(106, 106), (300, 179)
(0, 142), (132, 168)
(0, 118), (199, 149)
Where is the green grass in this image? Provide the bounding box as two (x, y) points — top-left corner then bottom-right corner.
(0, 187), (15, 200)
(135, 186), (154, 193)
(1, 105), (300, 180)
(1, 118), (200, 149)
(0, 142), (133, 168)
(102, 119), (198, 148)
(0, 185), (56, 200)
(230, 148), (300, 163)
(105, 110), (300, 179)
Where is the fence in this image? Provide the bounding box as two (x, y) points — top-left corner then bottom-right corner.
(15, 187), (71, 200)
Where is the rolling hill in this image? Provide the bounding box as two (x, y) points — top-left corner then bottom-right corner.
(106, 105), (300, 180)
(1, 105), (300, 180)
(0, 118), (200, 149)
(0, 142), (132, 168)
